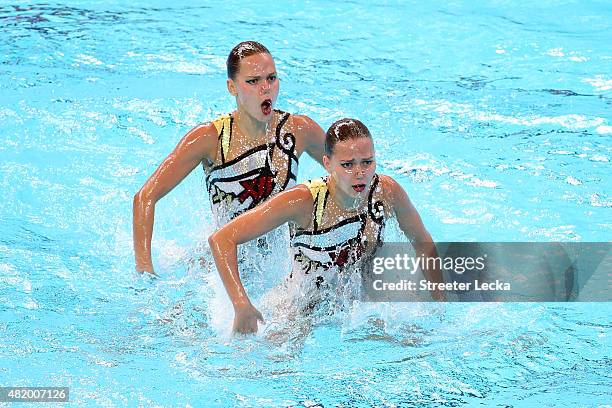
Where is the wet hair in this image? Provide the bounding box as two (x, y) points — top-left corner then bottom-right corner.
(226, 41), (271, 80)
(325, 118), (372, 156)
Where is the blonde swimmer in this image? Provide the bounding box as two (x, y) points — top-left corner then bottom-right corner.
(209, 118), (445, 334)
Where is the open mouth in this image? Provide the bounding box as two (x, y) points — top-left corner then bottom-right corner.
(261, 99), (272, 116)
(352, 184), (366, 193)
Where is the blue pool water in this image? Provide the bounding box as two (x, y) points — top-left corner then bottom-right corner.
(1, 1), (611, 406)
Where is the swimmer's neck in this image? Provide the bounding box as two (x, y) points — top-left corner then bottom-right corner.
(234, 108), (270, 139)
(327, 177), (366, 212)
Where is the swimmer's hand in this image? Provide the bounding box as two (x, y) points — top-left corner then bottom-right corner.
(233, 303), (265, 334)
(136, 264), (159, 278)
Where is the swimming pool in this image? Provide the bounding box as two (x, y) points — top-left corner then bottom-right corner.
(1, 0), (610, 406)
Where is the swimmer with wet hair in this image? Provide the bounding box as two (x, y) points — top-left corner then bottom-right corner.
(209, 118), (445, 334)
(133, 41), (327, 275)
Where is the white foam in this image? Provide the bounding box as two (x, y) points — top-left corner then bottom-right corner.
(545, 48), (587, 61)
(74, 54), (104, 66)
(111, 167), (140, 177)
(441, 217), (477, 225)
(527, 225), (580, 240)
(596, 125), (612, 134)
(384, 156), (500, 189)
(95, 360), (117, 368)
(565, 176), (582, 186)
(79, 177), (95, 186)
(206, 271), (236, 339)
(383, 156), (450, 177)
(155, 238), (188, 270)
(582, 75), (612, 91)
(589, 154), (609, 162)
(128, 126), (154, 145)
(590, 193), (612, 208)
(0, 107), (18, 121)
(0, 263), (15, 274)
(568, 56), (588, 62)
(476, 112), (604, 130)
(139, 53), (214, 74)
(466, 177), (498, 188)
(418, 99), (607, 132)
(169, 61), (211, 74)
(24, 298), (39, 309)
(546, 48), (565, 57)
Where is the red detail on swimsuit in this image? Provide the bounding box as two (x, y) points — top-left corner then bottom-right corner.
(330, 242), (364, 268)
(238, 174), (275, 205)
(330, 246), (350, 268)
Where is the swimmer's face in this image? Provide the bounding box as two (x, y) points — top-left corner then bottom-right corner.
(324, 137), (376, 199)
(227, 53), (279, 123)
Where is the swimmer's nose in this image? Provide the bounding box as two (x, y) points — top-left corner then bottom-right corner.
(355, 162), (372, 179)
(260, 80), (271, 94)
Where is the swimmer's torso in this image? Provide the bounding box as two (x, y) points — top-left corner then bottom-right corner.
(204, 110), (299, 226)
(289, 174), (392, 290)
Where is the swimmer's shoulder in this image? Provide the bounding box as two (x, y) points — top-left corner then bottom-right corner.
(378, 173), (402, 189)
(377, 173), (410, 206)
(291, 114), (324, 138)
(291, 113), (315, 126)
(292, 113), (321, 128)
(277, 183), (316, 228)
(290, 114), (326, 158)
(282, 182), (315, 206)
(178, 119), (222, 163)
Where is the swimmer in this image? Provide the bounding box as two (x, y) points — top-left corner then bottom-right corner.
(209, 118), (445, 334)
(133, 41), (327, 275)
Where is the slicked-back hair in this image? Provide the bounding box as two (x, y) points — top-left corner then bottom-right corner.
(325, 118), (372, 156)
(226, 41), (271, 80)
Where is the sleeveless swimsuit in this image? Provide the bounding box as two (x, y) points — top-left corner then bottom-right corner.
(288, 174), (390, 291)
(203, 110), (299, 292)
(204, 110), (299, 227)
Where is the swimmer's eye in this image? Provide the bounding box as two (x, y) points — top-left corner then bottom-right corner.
(246, 78), (258, 85)
(267, 74), (277, 82)
(362, 160), (373, 166)
(341, 162), (354, 169)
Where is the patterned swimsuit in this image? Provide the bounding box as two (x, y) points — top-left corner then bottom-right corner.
(289, 174), (390, 291)
(205, 110), (299, 227)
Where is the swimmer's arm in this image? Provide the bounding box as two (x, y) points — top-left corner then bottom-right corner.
(208, 185), (313, 310)
(133, 123), (218, 275)
(294, 115), (326, 167)
(385, 175), (445, 301)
